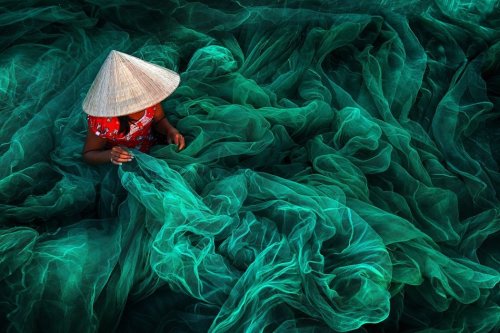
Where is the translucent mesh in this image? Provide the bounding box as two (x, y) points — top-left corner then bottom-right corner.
(1, 1), (499, 332)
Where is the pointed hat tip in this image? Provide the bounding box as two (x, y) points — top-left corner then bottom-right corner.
(109, 50), (124, 58)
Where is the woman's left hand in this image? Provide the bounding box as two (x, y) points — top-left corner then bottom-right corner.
(167, 128), (186, 151)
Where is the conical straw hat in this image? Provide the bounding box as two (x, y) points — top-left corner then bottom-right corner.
(82, 50), (180, 117)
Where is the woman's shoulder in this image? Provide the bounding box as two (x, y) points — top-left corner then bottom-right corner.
(146, 104), (158, 116)
(87, 115), (120, 137)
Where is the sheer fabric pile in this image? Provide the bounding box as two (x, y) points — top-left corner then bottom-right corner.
(0, 1), (499, 332)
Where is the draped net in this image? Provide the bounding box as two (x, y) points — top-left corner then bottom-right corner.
(1, 0), (499, 332)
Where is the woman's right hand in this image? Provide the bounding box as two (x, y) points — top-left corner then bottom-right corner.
(110, 146), (134, 165)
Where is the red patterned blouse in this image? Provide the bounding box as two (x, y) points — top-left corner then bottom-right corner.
(87, 104), (158, 152)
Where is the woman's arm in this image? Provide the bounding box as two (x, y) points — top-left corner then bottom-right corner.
(82, 130), (133, 165)
(153, 103), (186, 150)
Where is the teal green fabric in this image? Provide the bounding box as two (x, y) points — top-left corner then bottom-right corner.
(1, 1), (499, 332)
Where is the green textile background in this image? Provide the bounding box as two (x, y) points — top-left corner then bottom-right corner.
(0, 0), (499, 332)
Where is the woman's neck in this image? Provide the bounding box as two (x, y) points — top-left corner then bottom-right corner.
(127, 110), (145, 122)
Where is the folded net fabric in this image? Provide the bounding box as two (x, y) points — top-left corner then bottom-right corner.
(0, 1), (499, 332)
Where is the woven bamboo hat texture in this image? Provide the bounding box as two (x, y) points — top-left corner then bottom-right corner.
(82, 50), (180, 117)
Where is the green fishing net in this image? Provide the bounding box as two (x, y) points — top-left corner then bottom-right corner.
(1, 0), (499, 332)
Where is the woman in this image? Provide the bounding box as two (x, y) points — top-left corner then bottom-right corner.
(81, 50), (185, 165)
